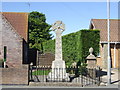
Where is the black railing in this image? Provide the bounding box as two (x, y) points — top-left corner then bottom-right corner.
(29, 65), (101, 86)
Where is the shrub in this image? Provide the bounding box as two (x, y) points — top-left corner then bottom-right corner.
(43, 29), (100, 67)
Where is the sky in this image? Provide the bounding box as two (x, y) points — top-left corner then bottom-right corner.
(1, 1), (119, 37)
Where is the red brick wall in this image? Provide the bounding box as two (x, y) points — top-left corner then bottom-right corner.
(1, 14), (23, 67)
(96, 57), (102, 67)
(0, 65), (29, 85)
(117, 44), (120, 68)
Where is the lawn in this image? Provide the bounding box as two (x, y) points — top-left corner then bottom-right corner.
(32, 70), (51, 75)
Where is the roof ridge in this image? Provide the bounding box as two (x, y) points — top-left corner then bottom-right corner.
(1, 12), (28, 14)
(92, 19), (120, 20)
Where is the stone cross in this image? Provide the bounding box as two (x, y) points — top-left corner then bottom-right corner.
(52, 21), (65, 61)
(47, 21), (69, 82)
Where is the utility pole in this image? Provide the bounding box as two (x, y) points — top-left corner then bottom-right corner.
(107, 0), (111, 85)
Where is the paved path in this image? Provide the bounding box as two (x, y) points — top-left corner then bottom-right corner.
(1, 84), (119, 88)
(1, 68), (119, 89)
(100, 68), (120, 85)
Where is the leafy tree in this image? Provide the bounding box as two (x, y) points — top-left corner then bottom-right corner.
(28, 11), (53, 52)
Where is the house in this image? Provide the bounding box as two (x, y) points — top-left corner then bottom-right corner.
(0, 12), (28, 68)
(89, 19), (120, 69)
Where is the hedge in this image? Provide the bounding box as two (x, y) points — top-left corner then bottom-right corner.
(43, 39), (55, 54)
(43, 29), (100, 67)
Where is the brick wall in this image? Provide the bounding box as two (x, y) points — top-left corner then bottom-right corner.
(96, 57), (102, 67)
(111, 46), (114, 68)
(0, 14), (2, 59)
(0, 14), (23, 67)
(96, 44), (103, 67)
(99, 43), (120, 69)
(117, 44), (120, 68)
(0, 65), (29, 85)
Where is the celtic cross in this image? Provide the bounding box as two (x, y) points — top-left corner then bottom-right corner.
(52, 21), (65, 61)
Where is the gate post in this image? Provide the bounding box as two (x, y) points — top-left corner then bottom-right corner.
(86, 47), (96, 83)
(30, 62), (33, 81)
(86, 47), (96, 68)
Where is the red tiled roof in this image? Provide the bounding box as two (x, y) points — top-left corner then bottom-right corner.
(2, 12), (28, 41)
(90, 19), (120, 42)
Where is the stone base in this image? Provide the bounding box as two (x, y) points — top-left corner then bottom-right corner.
(47, 60), (70, 82)
(46, 77), (70, 82)
(47, 71), (70, 82)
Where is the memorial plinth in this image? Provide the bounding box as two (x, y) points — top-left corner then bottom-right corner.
(47, 21), (69, 82)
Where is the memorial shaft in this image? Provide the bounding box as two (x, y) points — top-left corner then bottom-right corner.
(55, 30), (62, 61)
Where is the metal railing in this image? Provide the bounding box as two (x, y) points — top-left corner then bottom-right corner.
(29, 65), (101, 86)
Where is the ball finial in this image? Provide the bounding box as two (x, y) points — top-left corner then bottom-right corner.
(89, 47), (93, 55)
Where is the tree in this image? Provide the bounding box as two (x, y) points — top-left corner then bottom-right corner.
(28, 11), (53, 52)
